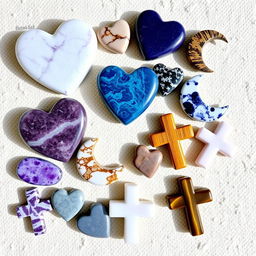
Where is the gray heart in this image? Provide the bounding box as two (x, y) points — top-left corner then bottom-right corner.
(52, 189), (84, 221)
(77, 203), (110, 238)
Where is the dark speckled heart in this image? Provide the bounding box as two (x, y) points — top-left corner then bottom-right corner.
(153, 63), (184, 96)
(136, 10), (185, 60)
(19, 98), (86, 162)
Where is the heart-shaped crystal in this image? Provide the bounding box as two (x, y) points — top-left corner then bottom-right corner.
(19, 98), (86, 162)
(16, 19), (97, 94)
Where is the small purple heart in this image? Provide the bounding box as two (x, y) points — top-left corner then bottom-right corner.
(19, 98), (86, 162)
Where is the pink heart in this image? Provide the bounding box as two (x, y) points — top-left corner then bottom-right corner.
(134, 145), (163, 178)
(97, 20), (130, 54)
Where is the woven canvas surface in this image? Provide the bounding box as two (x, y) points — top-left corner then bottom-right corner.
(1, 0), (255, 255)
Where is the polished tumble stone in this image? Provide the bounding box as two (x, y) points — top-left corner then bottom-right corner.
(180, 75), (229, 122)
(97, 19), (130, 54)
(98, 65), (159, 125)
(153, 63), (184, 96)
(136, 10), (185, 60)
(134, 145), (163, 178)
(19, 98), (86, 162)
(16, 19), (97, 95)
(16, 188), (52, 236)
(52, 189), (84, 221)
(17, 157), (62, 186)
(77, 203), (110, 238)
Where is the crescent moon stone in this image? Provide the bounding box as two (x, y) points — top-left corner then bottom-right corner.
(180, 75), (229, 122)
(76, 138), (123, 185)
(187, 30), (228, 72)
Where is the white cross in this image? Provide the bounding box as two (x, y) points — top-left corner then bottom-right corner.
(109, 183), (154, 244)
(195, 121), (236, 168)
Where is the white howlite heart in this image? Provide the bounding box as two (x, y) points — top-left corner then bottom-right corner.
(15, 19), (97, 95)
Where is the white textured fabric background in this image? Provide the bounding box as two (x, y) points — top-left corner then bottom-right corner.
(1, 0), (255, 255)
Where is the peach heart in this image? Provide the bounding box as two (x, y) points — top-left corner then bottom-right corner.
(97, 19), (130, 54)
(134, 145), (163, 178)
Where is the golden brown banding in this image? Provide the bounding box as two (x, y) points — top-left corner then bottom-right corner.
(167, 176), (213, 236)
(187, 30), (228, 72)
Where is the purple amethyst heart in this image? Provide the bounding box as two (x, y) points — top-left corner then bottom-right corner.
(19, 98), (86, 162)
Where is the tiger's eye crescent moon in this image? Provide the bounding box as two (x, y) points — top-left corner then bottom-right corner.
(187, 30), (228, 72)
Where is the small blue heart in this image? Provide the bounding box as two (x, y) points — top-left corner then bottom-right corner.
(77, 203), (110, 238)
(52, 189), (84, 221)
(98, 66), (159, 125)
(136, 10), (185, 60)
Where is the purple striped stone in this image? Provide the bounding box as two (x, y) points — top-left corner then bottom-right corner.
(16, 188), (52, 236)
(19, 98), (87, 162)
(17, 157), (62, 186)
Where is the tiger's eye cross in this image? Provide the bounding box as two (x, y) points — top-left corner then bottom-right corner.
(167, 176), (213, 236)
(149, 113), (194, 169)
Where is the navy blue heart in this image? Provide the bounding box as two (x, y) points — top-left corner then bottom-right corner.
(136, 10), (185, 60)
(98, 66), (159, 125)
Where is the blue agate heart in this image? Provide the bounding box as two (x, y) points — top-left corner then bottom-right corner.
(97, 66), (159, 125)
(136, 10), (185, 60)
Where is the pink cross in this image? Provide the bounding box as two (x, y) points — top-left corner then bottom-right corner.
(195, 121), (236, 168)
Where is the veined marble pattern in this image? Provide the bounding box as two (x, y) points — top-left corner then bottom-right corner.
(98, 66), (159, 125)
(16, 188), (52, 236)
(180, 75), (229, 122)
(15, 19), (97, 95)
(1, 1), (255, 255)
(19, 98), (86, 162)
(77, 138), (123, 185)
(97, 19), (130, 54)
